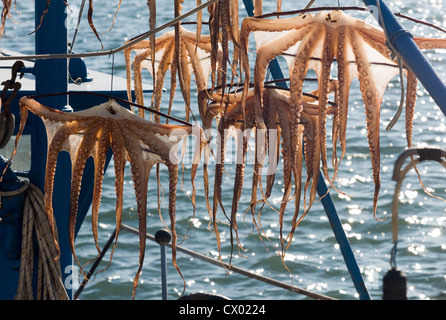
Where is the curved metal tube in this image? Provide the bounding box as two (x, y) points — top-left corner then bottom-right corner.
(362, 0), (446, 116)
(391, 147), (446, 244)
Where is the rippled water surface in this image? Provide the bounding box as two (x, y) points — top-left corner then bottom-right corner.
(2, 0), (446, 300)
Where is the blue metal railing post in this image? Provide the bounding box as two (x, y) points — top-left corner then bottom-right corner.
(362, 0), (446, 116)
(33, 0), (73, 298)
(155, 229), (171, 300)
(242, 0), (371, 300)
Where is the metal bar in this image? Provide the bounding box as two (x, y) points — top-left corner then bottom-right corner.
(32, 0), (73, 299)
(160, 245), (168, 300)
(120, 224), (336, 300)
(73, 228), (117, 300)
(316, 174), (371, 300)
(242, 0), (371, 300)
(362, 0), (446, 116)
(154, 229), (171, 300)
(0, 0), (219, 62)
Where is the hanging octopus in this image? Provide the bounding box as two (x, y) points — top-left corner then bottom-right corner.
(240, 9), (446, 218)
(9, 96), (204, 299)
(198, 84), (341, 260)
(124, 26), (222, 121)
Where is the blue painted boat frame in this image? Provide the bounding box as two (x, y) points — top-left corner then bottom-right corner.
(363, 0), (446, 116)
(0, 0), (125, 299)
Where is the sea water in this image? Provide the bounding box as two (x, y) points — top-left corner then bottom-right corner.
(2, 0), (446, 300)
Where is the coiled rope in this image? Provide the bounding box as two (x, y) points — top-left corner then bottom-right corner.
(10, 181), (69, 300)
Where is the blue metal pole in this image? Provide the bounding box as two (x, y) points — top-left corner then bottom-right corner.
(155, 229), (171, 300)
(0, 156), (27, 299)
(242, 0), (371, 300)
(33, 0), (73, 298)
(362, 0), (446, 116)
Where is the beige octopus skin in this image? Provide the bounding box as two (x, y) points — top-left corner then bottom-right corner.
(124, 27), (222, 121)
(240, 10), (446, 217)
(14, 97), (203, 299)
(200, 86), (336, 260)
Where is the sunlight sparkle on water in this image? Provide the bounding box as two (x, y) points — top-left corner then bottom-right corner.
(282, 253), (308, 262)
(408, 245), (426, 255)
(429, 228), (441, 238)
(348, 205), (362, 215)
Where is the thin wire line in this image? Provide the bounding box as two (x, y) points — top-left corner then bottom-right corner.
(110, 54), (115, 94)
(25, 91), (193, 127)
(0, 0), (219, 61)
(69, 0), (86, 54)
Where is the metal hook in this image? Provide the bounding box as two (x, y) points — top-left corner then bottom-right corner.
(1, 60), (24, 108)
(0, 61), (24, 149)
(390, 146), (446, 266)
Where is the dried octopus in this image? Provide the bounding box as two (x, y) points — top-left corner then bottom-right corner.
(199, 85), (342, 259)
(240, 9), (446, 218)
(124, 26), (222, 121)
(124, 0), (240, 122)
(0, 0), (13, 38)
(207, 0), (241, 93)
(9, 97), (204, 299)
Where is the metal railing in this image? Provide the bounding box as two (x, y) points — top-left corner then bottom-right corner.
(74, 223), (337, 300)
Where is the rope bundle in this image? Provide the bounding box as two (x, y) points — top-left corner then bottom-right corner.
(13, 181), (69, 300)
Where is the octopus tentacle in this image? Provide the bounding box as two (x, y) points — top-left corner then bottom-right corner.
(405, 70), (417, 151)
(147, 0), (156, 111)
(413, 37), (446, 50)
(126, 27), (219, 121)
(229, 125), (247, 259)
(87, 0), (103, 50)
(262, 88), (280, 201)
(285, 124), (304, 252)
(118, 123), (157, 299)
(260, 90), (291, 242)
(276, 100), (293, 255)
(152, 41), (175, 121)
(316, 27), (333, 185)
(240, 15), (311, 131)
(300, 111), (320, 214)
(288, 25), (323, 209)
(333, 27), (353, 180)
(350, 29), (382, 218)
(167, 163), (185, 291)
(98, 121), (126, 273)
(44, 122), (81, 257)
(132, 37), (174, 115)
(249, 25), (316, 218)
(254, 25), (313, 128)
(212, 115), (226, 261)
(14, 97), (199, 300)
(2, 98), (27, 181)
(90, 122), (111, 256)
(328, 80), (341, 180)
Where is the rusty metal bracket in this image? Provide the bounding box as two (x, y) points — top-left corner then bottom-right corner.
(1, 60), (24, 107)
(0, 61), (24, 149)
